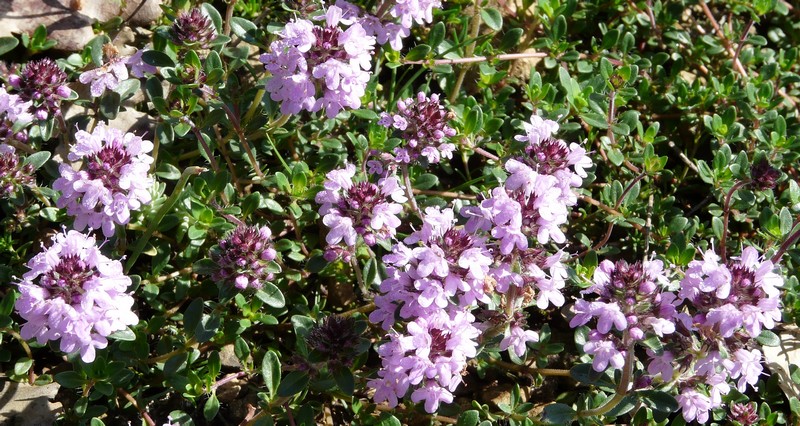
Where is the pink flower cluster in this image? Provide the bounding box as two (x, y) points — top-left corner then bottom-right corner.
(569, 247), (782, 424)
(368, 116), (592, 412)
(260, 6), (376, 118)
(211, 225), (279, 291)
(14, 230), (138, 362)
(53, 124), (154, 237)
(378, 92), (456, 165)
(0, 85), (33, 142)
(336, 0), (442, 50)
(316, 163), (406, 260)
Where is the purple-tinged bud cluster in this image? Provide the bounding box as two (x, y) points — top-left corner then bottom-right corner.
(728, 402), (759, 426)
(749, 158), (781, 191)
(316, 163), (406, 259)
(0, 144), (34, 197)
(14, 230), (138, 363)
(53, 124), (154, 237)
(378, 92), (456, 165)
(210, 224), (278, 291)
(0, 85), (33, 143)
(260, 6), (376, 118)
(8, 58), (71, 120)
(307, 315), (363, 368)
(171, 8), (217, 48)
(335, 0), (442, 50)
(79, 57), (129, 98)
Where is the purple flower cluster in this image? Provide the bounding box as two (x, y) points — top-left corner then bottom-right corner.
(260, 6), (375, 118)
(316, 163), (406, 260)
(368, 309), (479, 413)
(336, 0), (442, 50)
(569, 246), (782, 424)
(368, 115), (592, 412)
(668, 247), (779, 423)
(464, 115), (591, 248)
(211, 224), (278, 291)
(0, 143), (34, 197)
(570, 259), (676, 371)
(14, 230), (138, 362)
(378, 92), (456, 165)
(0, 85), (33, 143)
(53, 124), (154, 237)
(8, 58), (71, 120)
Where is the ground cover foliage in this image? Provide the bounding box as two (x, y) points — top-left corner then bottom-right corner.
(1, 0), (800, 424)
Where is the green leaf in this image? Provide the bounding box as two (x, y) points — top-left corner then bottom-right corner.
(155, 163), (182, 180)
(90, 418), (105, 426)
(0, 37), (19, 56)
(204, 393), (220, 421)
(142, 50), (175, 67)
(757, 329), (780, 347)
(230, 17), (258, 43)
(108, 328), (136, 341)
(55, 371), (85, 388)
(638, 390), (678, 413)
(480, 8), (503, 31)
(406, 44), (432, 61)
(332, 367), (354, 396)
(456, 410), (480, 426)
(14, 357), (33, 376)
(541, 403), (576, 424)
(464, 106), (484, 134)
(99, 91), (121, 119)
(581, 112), (608, 129)
(184, 298), (204, 335)
(200, 3), (223, 33)
(22, 151), (50, 170)
(428, 22), (445, 48)
(277, 371), (309, 397)
(254, 282), (285, 308)
(261, 350), (281, 399)
(351, 109), (379, 120)
(195, 313), (221, 343)
(414, 173), (439, 190)
(375, 413), (402, 426)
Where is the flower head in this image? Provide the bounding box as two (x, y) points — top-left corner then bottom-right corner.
(306, 315), (362, 367)
(316, 163), (406, 256)
(210, 224), (278, 291)
(14, 230), (138, 362)
(0, 143), (34, 197)
(750, 158), (780, 191)
(8, 58), (71, 120)
(260, 6), (375, 118)
(379, 92), (456, 165)
(0, 85), (33, 142)
(53, 124), (154, 237)
(171, 8), (217, 48)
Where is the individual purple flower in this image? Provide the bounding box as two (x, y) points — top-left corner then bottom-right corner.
(0, 85), (33, 142)
(210, 224), (278, 291)
(8, 58), (72, 120)
(514, 115), (559, 146)
(378, 92), (456, 165)
(79, 54), (129, 98)
(260, 6), (375, 118)
(14, 230), (138, 363)
(0, 143), (34, 197)
(676, 388), (712, 424)
(729, 348), (763, 392)
(53, 124), (154, 237)
(315, 163), (406, 256)
(499, 323), (539, 357)
(126, 49), (158, 78)
(583, 333), (625, 372)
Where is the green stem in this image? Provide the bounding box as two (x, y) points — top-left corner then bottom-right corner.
(125, 166), (204, 273)
(448, 1), (482, 104)
(578, 333), (635, 418)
